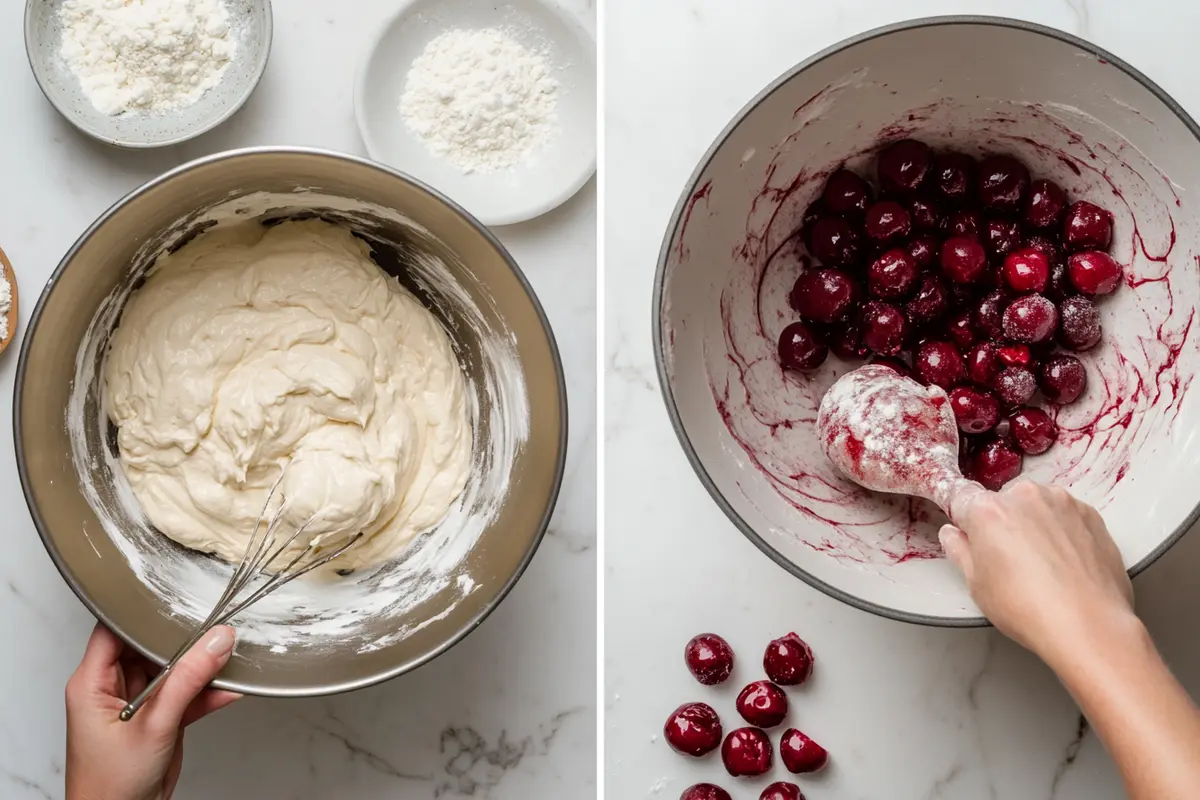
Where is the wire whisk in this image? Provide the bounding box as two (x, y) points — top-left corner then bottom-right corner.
(120, 467), (363, 721)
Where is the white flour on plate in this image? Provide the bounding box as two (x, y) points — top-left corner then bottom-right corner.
(399, 28), (560, 174)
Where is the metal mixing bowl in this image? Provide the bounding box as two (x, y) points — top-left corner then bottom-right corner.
(15, 147), (566, 695)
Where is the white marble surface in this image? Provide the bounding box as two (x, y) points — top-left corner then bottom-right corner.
(0, 1), (595, 798)
(606, 1), (1200, 798)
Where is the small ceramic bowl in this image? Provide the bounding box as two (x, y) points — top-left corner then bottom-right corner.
(24, 0), (272, 148)
(355, 0), (596, 226)
(655, 17), (1200, 625)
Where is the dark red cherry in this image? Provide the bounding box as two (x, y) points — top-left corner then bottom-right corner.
(940, 236), (987, 284)
(933, 151), (976, 202)
(790, 268), (860, 323)
(1046, 261), (1074, 302)
(1024, 234), (1062, 263)
(681, 785), (732, 800)
(665, 703), (723, 757)
(1039, 355), (1088, 404)
(949, 386), (1001, 434)
(736, 681), (789, 728)
(778, 321), (828, 371)
(807, 216), (864, 268)
(760, 783), (804, 800)
(906, 233), (940, 269)
(996, 343), (1033, 369)
(763, 632), (814, 685)
(779, 728), (829, 774)
(995, 366), (1037, 407)
(1067, 251), (1122, 295)
(828, 320), (869, 360)
(908, 195), (943, 231)
(947, 208), (982, 237)
(978, 154), (1031, 212)
(1010, 407), (1058, 455)
(973, 291), (1008, 339)
(1058, 295), (1102, 351)
(944, 310), (976, 350)
(822, 168), (873, 216)
(800, 203), (824, 240)
(965, 342), (1001, 385)
(722, 728), (773, 777)
(1025, 179), (1068, 229)
(868, 248), (919, 299)
(1003, 248), (1050, 293)
(1003, 295), (1058, 344)
(1063, 200), (1113, 251)
(864, 201), (912, 244)
(684, 633), (735, 685)
(905, 274), (950, 327)
(860, 301), (908, 356)
(913, 340), (965, 390)
(971, 438), (1024, 490)
(984, 217), (1023, 261)
(877, 139), (933, 195)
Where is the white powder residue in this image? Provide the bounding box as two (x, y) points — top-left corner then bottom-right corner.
(399, 28), (559, 174)
(58, 0), (237, 116)
(0, 267), (10, 341)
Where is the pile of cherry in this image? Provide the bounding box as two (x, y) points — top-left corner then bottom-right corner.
(666, 632), (826, 800)
(778, 139), (1122, 490)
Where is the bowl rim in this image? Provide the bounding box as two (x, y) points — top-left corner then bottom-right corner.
(23, 0), (275, 149)
(14, 145), (569, 695)
(652, 14), (1200, 628)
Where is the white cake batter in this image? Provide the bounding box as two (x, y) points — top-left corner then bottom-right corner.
(104, 219), (472, 571)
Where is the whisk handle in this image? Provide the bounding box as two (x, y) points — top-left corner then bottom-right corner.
(118, 627), (209, 721)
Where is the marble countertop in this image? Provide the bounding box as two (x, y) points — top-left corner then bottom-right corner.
(605, 1), (1200, 798)
(0, 1), (595, 798)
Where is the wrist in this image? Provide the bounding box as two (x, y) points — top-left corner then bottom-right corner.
(1038, 603), (1148, 687)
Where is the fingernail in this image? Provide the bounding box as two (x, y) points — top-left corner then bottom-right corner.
(205, 626), (234, 656)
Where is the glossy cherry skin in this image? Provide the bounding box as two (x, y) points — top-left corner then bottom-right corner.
(978, 155), (1031, 212)
(828, 320), (869, 361)
(684, 633), (735, 685)
(760, 783), (804, 800)
(995, 366), (1037, 407)
(905, 274), (950, 327)
(950, 386), (1001, 434)
(1045, 261), (1075, 303)
(907, 233), (940, 269)
(973, 291), (1008, 339)
(996, 343), (1033, 369)
(940, 236), (988, 284)
(722, 728), (773, 777)
(1003, 248), (1050, 294)
(864, 201), (913, 244)
(971, 438), (1024, 490)
(965, 342), (1001, 386)
(1010, 407), (1059, 455)
(908, 195), (943, 231)
(1058, 295), (1102, 351)
(914, 340), (965, 390)
(1039, 355), (1088, 404)
(984, 217), (1023, 261)
(763, 632), (814, 685)
(681, 785), (733, 800)
(779, 321), (828, 372)
(790, 268), (860, 323)
(779, 728), (829, 774)
(947, 208), (982, 237)
(736, 680), (789, 728)
(877, 139), (933, 195)
(823, 168), (873, 216)
(860, 301), (908, 356)
(868, 248), (920, 299)
(1024, 233), (1061, 263)
(1024, 179), (1068, 228)
(1063, 200), (1113, 251)
(807, 216), (864, 268)
(1003, 295), (1059, 344)
(665, 703), (723, 757)
(1067, 251), (1123, 295)
(933, 151), (976, 202)
(944, 310), (976, 350)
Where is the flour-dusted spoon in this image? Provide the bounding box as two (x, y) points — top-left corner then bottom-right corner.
(0, 246), (18, 356)
(817, 364), (985, 517)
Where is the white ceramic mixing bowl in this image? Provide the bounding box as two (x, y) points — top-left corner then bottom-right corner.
(655, 17), (1200, 625)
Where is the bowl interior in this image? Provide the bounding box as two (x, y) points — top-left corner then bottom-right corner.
(658, 20), (1200, 623)
(25, 0), (271, 147)
(17, 150), (565, 694)
(354, 0), (597, 226)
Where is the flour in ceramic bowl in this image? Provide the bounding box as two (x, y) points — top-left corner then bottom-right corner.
(399, 28), (560, 174)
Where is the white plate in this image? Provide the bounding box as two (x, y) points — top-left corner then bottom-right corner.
(354, 0), (596, 226)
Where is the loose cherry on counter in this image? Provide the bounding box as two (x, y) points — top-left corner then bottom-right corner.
(721, 727), (773, 777)
(735, 680), (789, 728)
(978, 154), (1031, 212)
(877, 138), (932, 194)
(680, 784), (733, 800)
(760, 782), (805, 800)
(664, 703), (723, 757)
(1010, 407), (1058, 454)
(1039, 355), (1088, 404)
(684, 633), (734, 685)
(779, 728), (829, 774)
(1068, 251), (1123, 296)
(763, 632), (814, 686)
(790, 268), (859, 323)
(864, 200), (912, 244)
(778, 321), (828, 372)
(1063, 200), (1113, 251)
(822, 168), (873, 216)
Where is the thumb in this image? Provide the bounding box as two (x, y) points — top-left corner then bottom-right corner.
(939, 524), (975, 583)
(147, 626), (235, 731)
